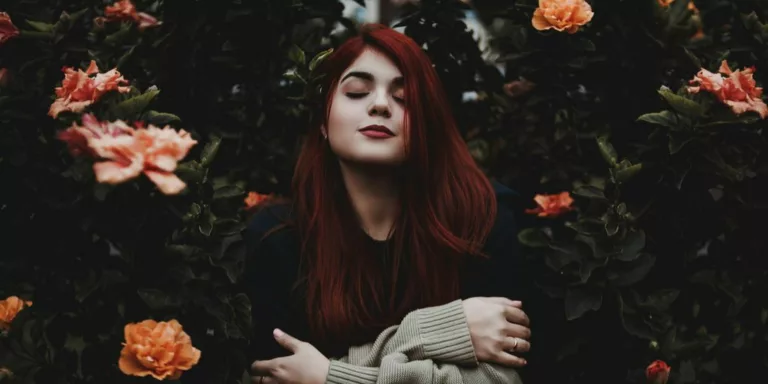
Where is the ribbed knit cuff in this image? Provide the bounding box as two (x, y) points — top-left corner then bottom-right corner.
(415, 299), (478, 366)
(326, 361), (379, 384)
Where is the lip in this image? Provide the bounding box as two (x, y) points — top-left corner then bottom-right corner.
(359, 125), (395, 138)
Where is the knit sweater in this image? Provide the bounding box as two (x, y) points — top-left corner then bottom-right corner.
(326, 299), (523, 384)
(243, 181), (529, 383)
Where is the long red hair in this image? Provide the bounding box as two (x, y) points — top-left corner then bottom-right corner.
(292, 24), (497, 351)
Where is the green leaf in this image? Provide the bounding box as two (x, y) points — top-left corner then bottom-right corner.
(565, 219), (605, 235)
(618, 294), (655, 340)
(614, 163), (643, 183)
(572, 185), (606, 199)
(176, 160), (207, 183)
(517, 228), (550, 248)
(104, 23), (131, 45)
(596, 137), (618, 167)
(143, 110), (182, 126)
(137, 289), (182, 310)
(659, 87), (705, 118)
(608, 253), (656, 286)
(215, 218), (246, 236)
(111, 88), (160, 120)
(288, 44), (306, 66)
(604, 214), (620, 236)
(636, 110), (679, 129)
(565, 287), (603, 321)
(635, 289), (680, 311)
(213, 185), (245, 200)
(200, 135), (222, 167)
(309, 48), (334, 72)
(26, 20), (55, 32)
(617, 229), (645, 261)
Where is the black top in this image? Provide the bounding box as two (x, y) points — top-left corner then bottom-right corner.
(242, 181), (530, 364)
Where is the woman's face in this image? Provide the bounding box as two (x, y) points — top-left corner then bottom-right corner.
(325, 48), (407, 166)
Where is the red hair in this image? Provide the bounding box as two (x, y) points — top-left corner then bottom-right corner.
(292, 24), (497, 351)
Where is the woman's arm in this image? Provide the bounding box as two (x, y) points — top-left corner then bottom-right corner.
(325, 299), (523, 384)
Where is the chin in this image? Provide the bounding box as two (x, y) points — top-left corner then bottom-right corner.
(338, 151), (406, 167)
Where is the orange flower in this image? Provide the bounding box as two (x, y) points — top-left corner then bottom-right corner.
(0, 12), (19, 45)
(657, 0), (674, 6)
(525, 192), (574, 217)
(0, 296), (32, 331)
(57, 113), (134, 157)
(646, 360), (671, 384)
(104, 0), (161, 30)
(49, 60), (131, 118)
(0, 68), (8, 87)
(244, 192), (271, 210)
(118, 319), (201, 380)
(688, 60), (768, 119)
(58, 115), (197, 195)
(532, 0), (594, 34)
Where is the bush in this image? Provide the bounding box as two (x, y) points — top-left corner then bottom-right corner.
(0, 0), (766, 383)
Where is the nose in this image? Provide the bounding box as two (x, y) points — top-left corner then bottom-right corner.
(368, 89), (391, 118)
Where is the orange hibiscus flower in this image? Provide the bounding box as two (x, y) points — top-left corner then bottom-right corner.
(102, 0), (161, 30)
(49, 60), (131, 118)
(0, 296), (32, 331)
(57, 115), (197, 195)
(525, 192), (575, 218)
(688, 60), (768, 119)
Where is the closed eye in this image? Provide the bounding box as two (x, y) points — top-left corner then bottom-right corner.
(346, 92), (368, 99)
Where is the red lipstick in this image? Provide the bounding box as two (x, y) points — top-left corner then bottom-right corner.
(359, 125), (395, 139)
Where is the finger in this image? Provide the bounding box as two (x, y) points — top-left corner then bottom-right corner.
(250, 376), (278, 384)
(261, 377), (278, 384)
(482, 297), (522, 308)
(492, 351), (528, 368)
(505, 323), (531, 340)
(251, 359), (278, 376)
(273, 328), (302, 353)
(504, 337), (531, 353)
(503, 306), (530, 326)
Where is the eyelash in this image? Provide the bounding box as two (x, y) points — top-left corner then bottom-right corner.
(346, 93), (405, 103)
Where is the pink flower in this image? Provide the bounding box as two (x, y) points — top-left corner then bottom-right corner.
(0, 12), (20, 46)
(103, 0), (161, 30)
(58, 115), (197, 195)
(49, 60), (131, 118)
(688, 60), (768, 119)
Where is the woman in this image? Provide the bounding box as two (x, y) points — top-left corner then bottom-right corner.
(244, 24), (533, 384)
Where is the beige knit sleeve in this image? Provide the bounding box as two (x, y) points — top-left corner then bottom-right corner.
(324, 299), (524, 384)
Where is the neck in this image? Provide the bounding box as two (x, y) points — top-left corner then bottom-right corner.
(338, 161), (400, 241)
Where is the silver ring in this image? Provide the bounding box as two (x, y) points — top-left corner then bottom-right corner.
(512, 337), (519, 350)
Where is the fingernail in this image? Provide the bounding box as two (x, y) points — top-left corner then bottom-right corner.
(522, 359), (528, 365)
(273, 329), (284, 338)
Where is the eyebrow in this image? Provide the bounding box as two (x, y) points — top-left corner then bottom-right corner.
(341, 71), (404, 86)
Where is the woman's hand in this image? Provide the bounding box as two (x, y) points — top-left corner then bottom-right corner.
(462, 297), (531, 367)
(251, 329), (330, 384)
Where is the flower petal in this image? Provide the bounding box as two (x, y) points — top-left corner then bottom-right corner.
(532, 8), (552, 31)
(93, 160), (143, 184)
(144, 171), (187, 195)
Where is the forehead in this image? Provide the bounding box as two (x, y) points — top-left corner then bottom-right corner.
(341, 48), (402, 81)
